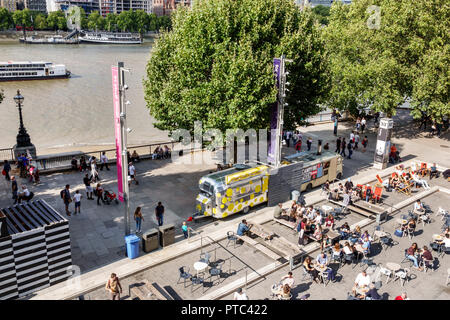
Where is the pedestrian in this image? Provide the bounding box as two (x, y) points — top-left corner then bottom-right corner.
(362, 136), (368, 152)
(182, 221), (189, 238)
(347, 140), (353, 159)
(335, 137), (341, 153)
(341, 138), (346, 157)
(3, 160), (11, 181)
(356, 118), (361, 132)
(295, 139), (302, 152)
(61, 184), (72, 216)
(306, 138), (312, 151)
(323, 143), (329, 150)
(105, 273), (122, 300)
(83, 173), (94, 200)
(361, 117), (366, 134)
(80, 156), (88, 172)
(96, 183), (105, 205)
(100, 152), (110, 171)
(128, 162), (138, 185)
(286, 131), (292, 148)
(354, 133), (360, 150)
(134, 206), (144, 233)
(90, 157), (99, 182)
(71, 157), (78, 171)
(349, 131), (355, 144)
(233, 288), (249, 300)
(333, 117), (338, 136)
(155, 201), (164, 226)
(72, 190), (82, 215)
(11, 176), (18, 204)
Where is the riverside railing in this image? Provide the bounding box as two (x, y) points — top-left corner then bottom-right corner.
(0, 148), (14, 162)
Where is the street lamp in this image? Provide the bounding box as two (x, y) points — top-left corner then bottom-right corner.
(13, 90), (36, 159)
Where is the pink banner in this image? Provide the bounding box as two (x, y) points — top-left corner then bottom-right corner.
(112, 66), (124, 202)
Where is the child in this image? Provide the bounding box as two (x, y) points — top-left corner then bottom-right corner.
(73, 190), (82, 215)
(182, 221), (189, 239)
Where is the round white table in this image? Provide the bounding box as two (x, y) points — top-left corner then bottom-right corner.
(386, 262), (401, 272)
(374, 230), (388, 238)
(433, 234), (444, 243)
(193, 261), (208, 276)
(322, 205), (333, 215)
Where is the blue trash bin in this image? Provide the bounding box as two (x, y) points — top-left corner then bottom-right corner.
(125, 234), (140, 259)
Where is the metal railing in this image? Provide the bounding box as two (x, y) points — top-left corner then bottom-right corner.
(0, 148), (14, 162)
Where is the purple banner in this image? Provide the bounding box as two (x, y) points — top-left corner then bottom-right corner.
(268, 58), (281, 163)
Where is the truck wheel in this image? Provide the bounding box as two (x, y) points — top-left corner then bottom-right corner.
(337, 172), (342, 180)
(306, 183), (313, 192)
(243, 206), (250, 214)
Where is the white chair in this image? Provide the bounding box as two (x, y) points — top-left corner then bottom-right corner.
(394, 268), (410, 287)
(437, 207), (448, 221)
(418, 214), (431, 227)
(411, 173), (430, 190)
(421, 258), (434, 273)
(379, 265), (392, 284)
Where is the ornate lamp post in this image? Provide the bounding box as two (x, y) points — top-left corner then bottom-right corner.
(12, 90), (36, 159)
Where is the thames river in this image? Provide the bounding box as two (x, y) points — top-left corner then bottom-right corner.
(0, 39), (169, 155)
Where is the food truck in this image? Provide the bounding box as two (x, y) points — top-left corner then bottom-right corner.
(195, 151), (343, 219)
(282, 151), (343, 192)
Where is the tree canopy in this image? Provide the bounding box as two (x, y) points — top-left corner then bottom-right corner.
(324, 0), (449, 121)
(0, 8), (13, 30)
(144, 0), (328, 135)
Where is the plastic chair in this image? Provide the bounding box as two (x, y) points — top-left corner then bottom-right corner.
(394, 268), (410, 287)
(208, 261), (223, 284)
(200, 252), (211, 265)
(437, 207), (448, 221)
(190, 272), (205, 293)
(177, 266), (192, 288)
(226, 231), (238, 248)
(378, 264), (393, 284)
(301, 266), (314, 281)
(400, 249), (414, 267)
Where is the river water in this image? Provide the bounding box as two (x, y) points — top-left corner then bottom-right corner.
(0, 39), (169, 155)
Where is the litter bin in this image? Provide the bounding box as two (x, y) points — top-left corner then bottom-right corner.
(158, 224), (175, 247)
(291, 190), (300, 202)
(125, 234), (140, 259)
(142, 228), (159, 253)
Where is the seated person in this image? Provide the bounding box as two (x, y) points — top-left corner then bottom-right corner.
(236, 219), (251, 236)
(407, 243), (423, 271)
(272, 283), (291, 299)
(281, 272), (295, 288)
(320, 235), (331, 251)
(316, 251), (329, 268)
(330, 188), (340, 201)
(303, 257), (320, 283)
(80, 156), (88, 171)
(314, 212), (323, 225)
(306, 206), (317, 220)
(349, 226), (361, 244)
(288, 209), (297, 223)
(443, 234), (450, 248)
(344, 178), (354, 191)
(338, 183), (344, 193)
(360, 231), (372, 243)
(429, 163), (439, 179)
(322, 180), (330, 194)
(419, 246), (433, 269)
(163, 145), (171, 158)
(441, 227), (450, 238)
(361, 236), (371, 254)
(352, 270), (371, 297)
(339, 222), (350, 239)
(365, 283), (381, 300)
(403, 218), (416, 233)
(343, 242), (355, 259)
(131, 150), (140, 162)
(365, 185), (372, 202)
(313, 224), (323, 241)
(332, 243), (342, 259)
(71, 157), (78, 171)
(324, 214), (334, 229)
(273, 203), (284, 219)
(18, 185), (33, 203)
(152, 146), (161, 159)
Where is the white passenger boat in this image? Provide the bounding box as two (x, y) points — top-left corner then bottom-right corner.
(0, 61), (71, 81)
(79, 31), (142, 44)
(19, 35), (79, 44)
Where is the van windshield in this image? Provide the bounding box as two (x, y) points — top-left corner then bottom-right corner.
(200, 181), (214, 197)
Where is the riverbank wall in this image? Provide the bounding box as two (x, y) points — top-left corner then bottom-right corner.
(0, 30), (159, 41)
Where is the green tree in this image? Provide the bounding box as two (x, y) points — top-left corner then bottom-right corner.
(116, 10), (137, 32)
(143, 0), (329, 135)
(47, 10), (65, 30)
(324, 0), (449, 122)
(87, 11), (104, 31)
(34, 13), (47, 30)
(312, 5), (330, 25)
(148, 13), (157, 31)
(156, 15), (171, 31)
(135, 10), (149, 35)
(105, 13), (117, 31)
(0, 8), (13, 30)
(12, 9), (33, 28)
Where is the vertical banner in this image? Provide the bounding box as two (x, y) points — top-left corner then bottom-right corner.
(374, 118), (393, 170)
(112, 66), (124, 202)
(268, 58), (281, 163)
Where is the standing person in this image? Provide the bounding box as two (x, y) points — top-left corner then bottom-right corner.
(361, 117), (366, 134)
(335, 137), (341, 153)
(80, 156), (88, 172)
(134, 206), (144, 233)
(11, 176), (18, 204)
(61, 184), (72, 216)
(72, 190), (82, 215)
(90, 157), (99, 182)
(155, 201), (164, 226)
(295, 139), (302, 152)
(306, 138), (312, 151)
(105, 273), (122, 300)
(347, 140), (353, 159)
(83, 173), (94, 200)
(128, 162), (138, 185)
(96, 183), (105, 205)
(286, 131), (292, 147)
(341, 138), (346, 157)
(100, 152), (110, 171)
(3, 160), (11, 181)
(349, 131), (355, 144)
(361, 136), (368, 152)
(356, 118), (361, 133)
(354, 132), (360, 150)
(182, 221), (189, 239)
(333, 117), (338, 136)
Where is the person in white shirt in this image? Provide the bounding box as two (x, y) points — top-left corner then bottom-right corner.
(349, 131), (355, 143)
(233, 288), (248, 300)
(281, 272), (295, 288)
(443, 234), (450, 248)
(72, 190), (82, 215)
(413, 200), (424, 215)
(314, 213), (322, 225)
(128, 163), (138, 185)
(100, 152), (110, 171)
(354, 133), (360, 150)
(361, 118), (367, 133)
(352, 270), (371, 296)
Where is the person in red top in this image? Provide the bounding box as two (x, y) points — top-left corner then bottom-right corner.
(395, 292), (408, 300)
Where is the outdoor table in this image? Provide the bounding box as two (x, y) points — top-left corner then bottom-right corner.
(385, 262), (401, 284)
(374, 230), (388, 238)
(314, 264), (329, 285)
(322, 205), (333, 216)
(432, 234), (444, 243)
(193, 261), (208, 276)
(396, 218), (408, 226)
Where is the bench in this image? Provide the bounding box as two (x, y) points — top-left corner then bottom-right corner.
(130, 280), (171, 300)
(347, 205), (374, 218)
(237, 235), (283, 260)
(273, 218), (296, 229)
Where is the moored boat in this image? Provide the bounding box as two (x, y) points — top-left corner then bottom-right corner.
(79, 31), (142, 44)
(0, 61), (71, 81)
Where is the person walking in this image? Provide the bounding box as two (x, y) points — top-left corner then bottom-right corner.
(361, 136), (368, 152)
(182, 221), (189, 239)
(72, 190), (82, 215)
(306, 138), (312, 151)
(11, 176), (18, 204)
(99, 152), (110, 171)
(335, 137), (341, 153)
(61, 184), (72, 216)
(361, 117), (366, 134)
(3, 160), (11, 181)
(96, 183), (105, 205)
(134, 206), (144, 233)
(354, 133), (360, 150)
(340, 138), (346, 157)
(105, 273), (122, 300)
(90, 157), (99, 182)
(128, 162), (138, 185)
(83, 173), (94, 200)
(347, 140), (353, 159)
(155, 201), (164, 226)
